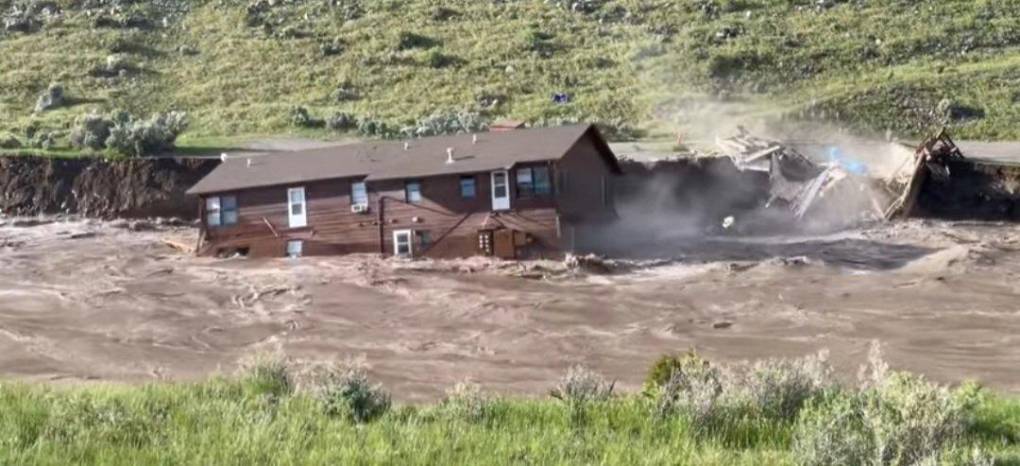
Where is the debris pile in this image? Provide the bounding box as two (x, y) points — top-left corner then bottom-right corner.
(716, 127), (891, 227)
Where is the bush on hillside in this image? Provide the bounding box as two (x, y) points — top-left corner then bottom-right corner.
(105, 111), (188, 156)
(34, 83), (64, 112)
(325, 112), (357, 132)
(0, 132), (22, 149)
(289, 106), (324, 128)
(402, 111), (486, 138)
(397, 31), (438, 50)
(2, 0), (61, 33)
(306, 358), (391, 423)
(69, 111), (115, 151)
(70, 110), (187, 156)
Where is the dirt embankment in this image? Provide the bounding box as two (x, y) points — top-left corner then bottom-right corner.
(0, 156), (218, 219)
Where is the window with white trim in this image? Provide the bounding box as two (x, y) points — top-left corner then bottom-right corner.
(205, 195), (238, 227)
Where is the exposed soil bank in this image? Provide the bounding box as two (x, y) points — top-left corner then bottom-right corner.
(917, 159), (1020, 221)
(0, 156), (217, 219)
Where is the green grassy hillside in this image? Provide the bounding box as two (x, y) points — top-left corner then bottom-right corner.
(2, 0), (1020, 154)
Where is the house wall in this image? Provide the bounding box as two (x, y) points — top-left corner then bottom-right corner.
(374, 166), (561, 259)
(199, 167), (562, 259)
(200, 178), (380, 257)
(554, 133), (618, 253)
(197, 131), (616, 259)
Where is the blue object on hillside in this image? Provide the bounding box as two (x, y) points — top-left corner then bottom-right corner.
(827, 146), (869, 175)
(553, 93), (570, 104)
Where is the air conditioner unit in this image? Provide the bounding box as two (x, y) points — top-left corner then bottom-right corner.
(351, 203), (369, 214)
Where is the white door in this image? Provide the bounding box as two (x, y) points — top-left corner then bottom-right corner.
(491, 170), (510, 211)
(286, 240), (303, 258)
(393, 229), (413, 257)
(287, 187), (307, 228)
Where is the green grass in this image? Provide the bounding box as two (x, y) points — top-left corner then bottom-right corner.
(2, 0), (1020, 156)
(0, 376), (1016, 465)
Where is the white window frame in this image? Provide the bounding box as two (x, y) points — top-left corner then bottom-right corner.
(393, 229), (413, 257)
(287, 187), (307, 228)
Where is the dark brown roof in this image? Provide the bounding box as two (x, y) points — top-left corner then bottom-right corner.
(187, 124), (620, 195)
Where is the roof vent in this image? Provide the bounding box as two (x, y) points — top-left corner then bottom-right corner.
(246, 158), (253, 168)
(472, 134), (478, 144)
(404, 141), (410, 151)
(220, 153), (229, 162)
(446, 147), (455, 164)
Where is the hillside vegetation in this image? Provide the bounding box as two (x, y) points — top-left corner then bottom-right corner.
(2, 0), (1020, 155)
(0, 351), (1018, 465)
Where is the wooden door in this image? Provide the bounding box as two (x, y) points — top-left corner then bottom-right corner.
(494, 228), (515, 259)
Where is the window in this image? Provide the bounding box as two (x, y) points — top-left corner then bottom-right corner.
(418, 231), (431, 250)
(459, 176), (476, 198)
(516, 166), (551, 197)
(205, 195), (238, 227)
(393, 230), (413, 257)
(286, 240), (303, 258)
(405, 181), (422, 204)
(351, 181), (368, 206)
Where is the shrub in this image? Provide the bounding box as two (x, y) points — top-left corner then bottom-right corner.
(397, 31), (438, 50)
(237, 351), (293, 401)
(551, 365), (614, 404)
(424, 49), (461, 69)
(325, 112), (357, 132)
(645, 351), (703, 390)
(69, 112), (114, 151)
(104, 111), (188, 157)
(402, 111), (486, 138)
(357, 118), (398, 138)
(34, 83), (64, 112)
(306, 358), (390, 423)
(793, 392), (874, 466)
(440, 380), (491, 423)
(289, 106), (323, 128)
(0, 133), (21, 149)
(792, 343), (975, 466)
(729, 351), (834, 421)
(654, 353), (725, 428)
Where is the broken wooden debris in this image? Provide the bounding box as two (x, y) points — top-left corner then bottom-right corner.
(885, 128), (965, 220)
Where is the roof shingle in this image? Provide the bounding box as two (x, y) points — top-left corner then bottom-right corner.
(187, 124), (617, 195)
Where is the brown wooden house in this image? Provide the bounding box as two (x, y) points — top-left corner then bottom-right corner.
(186, 124), (621, 259)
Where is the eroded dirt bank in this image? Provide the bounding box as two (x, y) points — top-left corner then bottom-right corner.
(0, 156), (217, 218)
(1, 218), (1018, 401)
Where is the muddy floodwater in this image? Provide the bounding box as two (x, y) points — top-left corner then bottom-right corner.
(1, 218), (1019, 401)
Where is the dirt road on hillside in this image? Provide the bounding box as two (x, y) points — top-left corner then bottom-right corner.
(0, 218), (1018, 401)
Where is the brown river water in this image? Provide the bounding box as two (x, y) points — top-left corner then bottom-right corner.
(1, 218), (1018, 401)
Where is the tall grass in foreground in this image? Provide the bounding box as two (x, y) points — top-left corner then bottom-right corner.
(0, 347), (1016, 465)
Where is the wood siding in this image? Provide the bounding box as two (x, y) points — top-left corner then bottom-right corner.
(197, 131), (615, 259)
